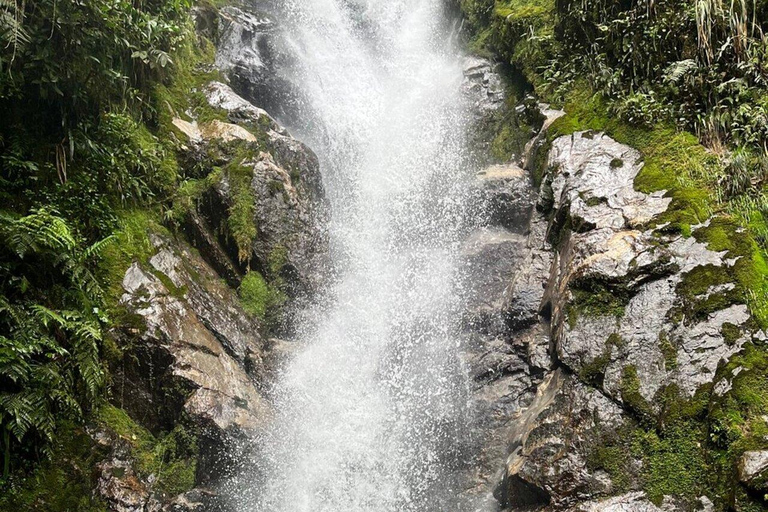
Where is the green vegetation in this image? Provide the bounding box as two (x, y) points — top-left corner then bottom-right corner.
(239, 270), (285, 322)
(566, 283), (629, 329)
(227, 161), (258, 263)
(0, 421), (108, 511)
(98, 405), (197, 498)
(0, 0), (253, 501)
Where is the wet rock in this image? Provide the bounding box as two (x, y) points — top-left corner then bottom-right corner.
(97, 457), (162, 512)
(93, 429), (162, 512)
(562, 492), (663, 512)
(461, 332), (539, 507)
(499, 370), (629, 509)
(115, 233), (274, 491)
(547, 132), (671, 229)
(118, 235), (271, 434)
(503, 212), (553, 337)
(462, 56), (505, 115)
(461, 227), (526, 334)
(739, 450), (768, 489)
(171, 81), (326, 296)
(214, 150), (325, 295)
(202, 81), (324, 202)
(212, 4), (300, 123)
(163, 488), (221, 512)
(474, 162), (535, 233)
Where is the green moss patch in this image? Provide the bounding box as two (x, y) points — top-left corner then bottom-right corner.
(98, 406), (197, 498)
(98, 209), (168, 305)
(238, 270), (285, 322)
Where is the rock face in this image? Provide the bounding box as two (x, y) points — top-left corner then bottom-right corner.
(174, 80), (326, 297)
(544, 132), (753, 407)
(213, 5), (285, 118)
(464, 106), (763, 511)
(114, 233), (272, 480)
(462, 56), (505, 116)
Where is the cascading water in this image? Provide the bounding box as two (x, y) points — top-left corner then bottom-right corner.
(230, 1), (485, 510)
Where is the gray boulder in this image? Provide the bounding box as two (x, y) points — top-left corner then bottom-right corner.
(543, 132), (754, 408)
(738, 450), (768, 490)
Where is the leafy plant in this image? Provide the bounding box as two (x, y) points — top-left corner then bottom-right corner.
(0, 209), (110, 476)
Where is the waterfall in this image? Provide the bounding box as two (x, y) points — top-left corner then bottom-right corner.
(230, 1), (482, 510)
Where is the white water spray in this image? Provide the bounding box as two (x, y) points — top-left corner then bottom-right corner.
(234, 1), (483, 510)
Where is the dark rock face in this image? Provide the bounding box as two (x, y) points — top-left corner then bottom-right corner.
(173, 81), (327, 298)
(214, 6), (283, 117)
(462, 56), (505, 117)
(463, 105), (763, 511)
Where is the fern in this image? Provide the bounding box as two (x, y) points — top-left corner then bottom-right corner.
(0, 210), (109, 475)
(663, 59), (698, 85)
(0, 0), (29, 62)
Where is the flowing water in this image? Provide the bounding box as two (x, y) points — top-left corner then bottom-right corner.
(233, 0), (483, 510)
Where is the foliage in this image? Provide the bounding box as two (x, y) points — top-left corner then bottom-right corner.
(0, 0), (214, 485)
(239, 270), (285, 321)
(225, 159), (258, 263)
(0, 209), (110, 475)
(0, 421), (108, 511)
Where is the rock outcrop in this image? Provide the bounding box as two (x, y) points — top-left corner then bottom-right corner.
(92, 7), (329, 507)
(465, 103), (763, 511)
(110, 232), (272, 503)
(172, 80), (326, 298)
(462, 56), (505, 116)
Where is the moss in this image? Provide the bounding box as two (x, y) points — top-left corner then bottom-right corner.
(578, 333), (623, 388)
(224, 160), (257, 264)
(567, 283), (628, 327)
(150, 268), (188, 299)
(97, 406), (197, 499)
(490, 122), (530, 161)
(152, 33), (224, 138)
(238, 270), (284, 320)
(610, 157), (624, 169)
(675, 264), (738, 323)
(708, 343), (768, 460)
(633, 422), (709, 506)
(268, 180), (286, 196)
(267, 245), (289, 278)
(579, 348), (611, 388)
(547, 85), (768, 330)
(98, 209), (168, 306)
(168, 178), (209, 223)
(0, 422), (108, 511)
(695, 218), (768, 329)
(658, 332), (678, 371)
(721, 323), (742, 346)
(586, 444), (633, 493)
(607, 332), (625, 348)
(620, 365), (655, 426)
